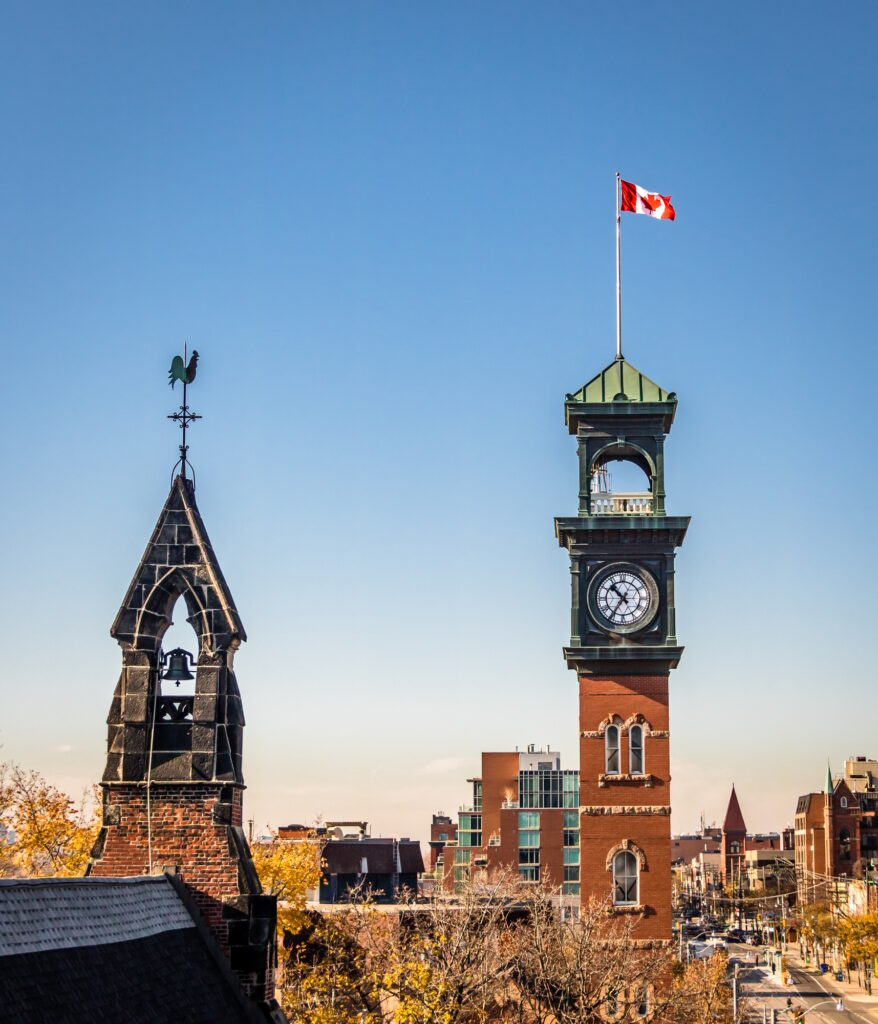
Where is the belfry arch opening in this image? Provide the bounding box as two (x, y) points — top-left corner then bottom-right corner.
(158, 593), (199, 689)
(591, 454), (653, 515)
(152, 594), (197, 758)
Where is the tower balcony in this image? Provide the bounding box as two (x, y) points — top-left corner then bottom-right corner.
(589, 492), (653, 515)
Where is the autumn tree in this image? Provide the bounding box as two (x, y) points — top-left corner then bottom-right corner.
(799, 902), (838, 964)
(671, 954), (739, 1024)
(276, 870), (728, 1024)
(510, 888), (682, 1024)
(0, 762), (100, 878)
(838, 912), (878, 983)
(251, 830), (322, 936)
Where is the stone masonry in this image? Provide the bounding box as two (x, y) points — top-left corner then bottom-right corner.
(88, 474), (277, 1006)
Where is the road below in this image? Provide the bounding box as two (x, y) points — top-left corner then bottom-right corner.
(733, 950), (878, 1024)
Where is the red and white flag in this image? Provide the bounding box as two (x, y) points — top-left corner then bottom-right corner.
(620, 179), (675, 220)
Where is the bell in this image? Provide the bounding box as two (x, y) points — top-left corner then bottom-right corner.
(161, 647), (195, 683)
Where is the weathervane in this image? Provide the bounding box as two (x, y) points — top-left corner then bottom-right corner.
(167, 344), (201, 481)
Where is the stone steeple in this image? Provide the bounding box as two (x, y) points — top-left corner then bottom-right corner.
(103, 473), (246, 785)
(89, 474), (279, 1012)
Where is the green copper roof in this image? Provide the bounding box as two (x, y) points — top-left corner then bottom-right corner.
(826, 761), (835, 796)
(567, 357), (674, 405)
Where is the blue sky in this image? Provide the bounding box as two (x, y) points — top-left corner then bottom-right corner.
(1, 3), (876, 845)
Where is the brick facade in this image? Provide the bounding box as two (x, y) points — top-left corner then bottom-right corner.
(578, 673), (672, 941)
(794, 779), (861, 905)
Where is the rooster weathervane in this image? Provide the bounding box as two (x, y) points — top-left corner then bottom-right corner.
(167, 345), (201, 482)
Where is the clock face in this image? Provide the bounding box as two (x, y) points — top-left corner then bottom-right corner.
(590, 565), (659, 634)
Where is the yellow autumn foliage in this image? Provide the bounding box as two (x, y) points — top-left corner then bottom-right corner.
(251, 831), (322, 936)
(0, 762), (100, 878)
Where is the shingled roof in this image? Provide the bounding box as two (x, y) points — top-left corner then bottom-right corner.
(0, 875), (282, 1024)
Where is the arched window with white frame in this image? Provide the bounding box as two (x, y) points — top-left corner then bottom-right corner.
(605, 725), (620, 774)
(629, 724), (644, 775)
(612, 850), (638, 905)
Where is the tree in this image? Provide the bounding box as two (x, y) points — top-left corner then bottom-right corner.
(276, 871), (711, 1024)
(251, 830), (322, 936)
(838, 911), (878, 982)
(511, 888), (680, 1024)
(672, 954), (739, 1024)
(799, 902), (837, 964)
(0, 762), (100, 877)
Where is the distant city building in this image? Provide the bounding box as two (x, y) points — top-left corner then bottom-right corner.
(843, 756), (878, 871)
(720, 785), (791, 885)
(274, 821), (424, 904)
(673, 796), (792, 905)
(442, 746), (580, 900)
(795, 764), (861, 906)
(429, 813), (457, 871)
(672, 827), (721, 865)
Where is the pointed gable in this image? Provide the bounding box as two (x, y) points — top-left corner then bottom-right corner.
(722, 785), (747, 834)
(833, 779), (856, 810)
(567, 358), (674, 405)
(111, 475), (246, 653)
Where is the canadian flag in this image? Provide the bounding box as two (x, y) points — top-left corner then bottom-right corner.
(620, 179), (675, 220)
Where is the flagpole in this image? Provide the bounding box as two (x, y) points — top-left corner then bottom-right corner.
(616, 172), (622, 360)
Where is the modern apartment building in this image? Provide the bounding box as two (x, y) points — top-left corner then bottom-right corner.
(442, 746), (580, 897)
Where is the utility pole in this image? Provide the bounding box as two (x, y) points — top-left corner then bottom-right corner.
(732, 963), (739, 1021)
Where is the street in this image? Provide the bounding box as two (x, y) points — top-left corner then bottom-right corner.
(734, 950), (878, 1024)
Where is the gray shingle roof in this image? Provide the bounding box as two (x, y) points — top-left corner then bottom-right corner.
(0, 875), (273, 1024)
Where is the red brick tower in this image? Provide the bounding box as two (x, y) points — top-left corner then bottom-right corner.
(721, 785), (747, 885)
(555, 358), (688, 942)
(88, 473), (278, 1008)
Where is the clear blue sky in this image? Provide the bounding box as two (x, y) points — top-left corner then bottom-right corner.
(1, 3), (876, 845)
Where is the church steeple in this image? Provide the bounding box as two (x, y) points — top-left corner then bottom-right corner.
(103, 472), (246, 786)
(88, 356), (278, 1011)
(723, 785), (747, 833)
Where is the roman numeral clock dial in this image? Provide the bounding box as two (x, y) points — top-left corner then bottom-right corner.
(589, 564), (659, 635)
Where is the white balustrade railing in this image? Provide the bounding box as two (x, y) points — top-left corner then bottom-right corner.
(590, 492), (653, 515)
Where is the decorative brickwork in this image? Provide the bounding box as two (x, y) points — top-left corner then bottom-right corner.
(88, 475), (277, 1009)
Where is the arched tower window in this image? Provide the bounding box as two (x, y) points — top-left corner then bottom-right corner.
(605, 725), (620, 775)
(612, 850), (638, 905)
(590, 450), (655, 515)
(840, 828), (851, 861)
(629, 725), (644, 775)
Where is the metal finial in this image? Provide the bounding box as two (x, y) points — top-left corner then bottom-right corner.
(167, 343), (201, 481)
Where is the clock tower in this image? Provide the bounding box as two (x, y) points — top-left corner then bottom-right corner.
(555, 356), (688, 942)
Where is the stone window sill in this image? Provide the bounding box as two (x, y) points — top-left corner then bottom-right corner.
(599, 774), (657, 788)
(609, 903), (647, 916)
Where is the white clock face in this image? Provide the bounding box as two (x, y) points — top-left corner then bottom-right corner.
(593, 568), (658, 632)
